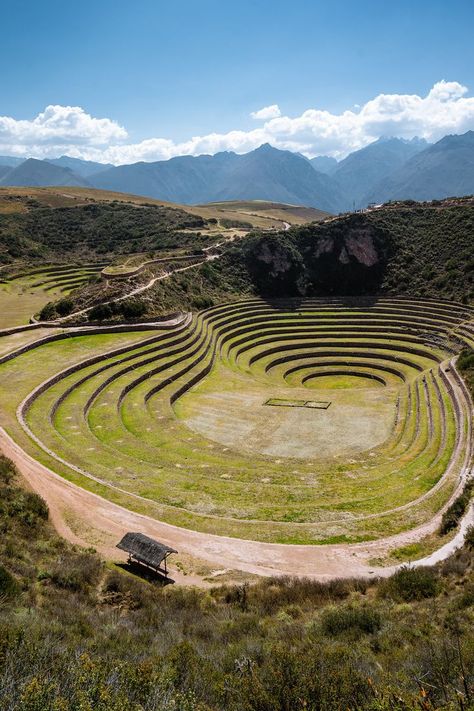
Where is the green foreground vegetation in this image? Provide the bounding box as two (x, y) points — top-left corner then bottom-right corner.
(1, 454), (473, 710)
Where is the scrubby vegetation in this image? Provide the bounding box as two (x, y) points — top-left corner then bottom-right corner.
(439, 479), (474, 535)
(0, 454), (473, 709)
(458, 348), (474, 397)
(221, 201), (474, 303)
(0, 200), (209, 265)
(49, 199), (474, 321)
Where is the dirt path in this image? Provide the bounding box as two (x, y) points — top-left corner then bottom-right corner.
(56, 232), (241, 324)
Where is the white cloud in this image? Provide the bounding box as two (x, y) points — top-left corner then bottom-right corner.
(0, 104), (127, 158)
(250, 104), (282, 120)
(2, 81), (474, 164)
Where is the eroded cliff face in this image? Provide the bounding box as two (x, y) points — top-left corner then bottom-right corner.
(258, 240), (297, 277)
(246, 219), (386, 296)
(313, 228), (379, 267)
(345, 230), (379, 266)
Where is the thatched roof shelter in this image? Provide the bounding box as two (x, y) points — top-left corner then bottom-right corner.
(117, 532), (177, 575)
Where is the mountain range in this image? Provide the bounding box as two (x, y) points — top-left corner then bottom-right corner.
(1, 130), (474, 213)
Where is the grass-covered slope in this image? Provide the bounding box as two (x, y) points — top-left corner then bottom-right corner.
(0, 198), (206, 265)
(0, 453), (473, 710)
(36, 198), (474, 325)
(0, 187), (327, 271)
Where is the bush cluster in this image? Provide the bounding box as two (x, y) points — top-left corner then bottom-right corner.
(88, 297), (147, 321)
(439, 479), (474, 535)
(0, 201), (208, 263)
(378, 566), (440, 601)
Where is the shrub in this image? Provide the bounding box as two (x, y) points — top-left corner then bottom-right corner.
(220, 218), (253, 229)
(102, 570), (150, 609)
(191, 295), (214, 310)
(49, 552), (103, 591)
(88, 303), (113, 321)
(457, 348), (474, 371)
(38, 302), (57, 320)
(55, 298), (74, 316)
(120, 298), (147, 319)
(9, 491), (48, 526)
(0, 565), (19, 598)
(439, 479), (474, 535)
(379, 566), (440, 601)
(321, 604), (381, 636)
(0, 455), (16, 485)
(465, 525), (474, 550)
(22, 492), (49, 522)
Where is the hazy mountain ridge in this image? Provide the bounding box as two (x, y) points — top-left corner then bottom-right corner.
(363, 130), (474, 204)
(309, 155), (338, 174)
(331, 137), (429, 207)
(47, 156), (114, 178)
(0, 155), (25, 168)
(90, 143), (346, 213)
(0, 158), (90, 188)
(1, 131), (474, 211)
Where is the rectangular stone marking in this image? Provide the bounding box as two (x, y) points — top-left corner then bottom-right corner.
(265, 398), (331, 409)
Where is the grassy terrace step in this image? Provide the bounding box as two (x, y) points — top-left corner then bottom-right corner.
(0, 296), (466, 544)
(0, 263), (110, 328)
(0, 300), (470, 542)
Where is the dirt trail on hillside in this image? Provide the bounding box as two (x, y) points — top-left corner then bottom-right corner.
(57, 231), (241, 324)
(2, 420), (472, 586)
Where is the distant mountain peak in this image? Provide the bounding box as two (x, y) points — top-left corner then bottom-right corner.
(372, 135), (428, 147)
(0, 157), (90, 188)
(253, 142), (278, 154)
(362, 129), (474, 205)
(90, 143), (346, 213)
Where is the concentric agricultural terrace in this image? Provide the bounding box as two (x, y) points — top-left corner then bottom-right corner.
(5, 263), (106, 294)
(0, 264), (106, 330)
(0, 296), (473, 545)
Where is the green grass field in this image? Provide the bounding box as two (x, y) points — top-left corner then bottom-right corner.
(0, 295), (471, 544)
(0, 264), (106, 328)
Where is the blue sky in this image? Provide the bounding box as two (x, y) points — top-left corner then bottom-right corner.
(2, 0), (474, 162)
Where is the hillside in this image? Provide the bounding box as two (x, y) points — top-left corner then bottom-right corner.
(331, 137), (428, 208)
(0, 451), (473, 709)
(225, 199), (474, 302)
(0, 195), (208, 266)
(199, 199), (329, 224)
(47, 155), (114, 177)
(49, 198), (474, 321)
(0, 187), (326, 269)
